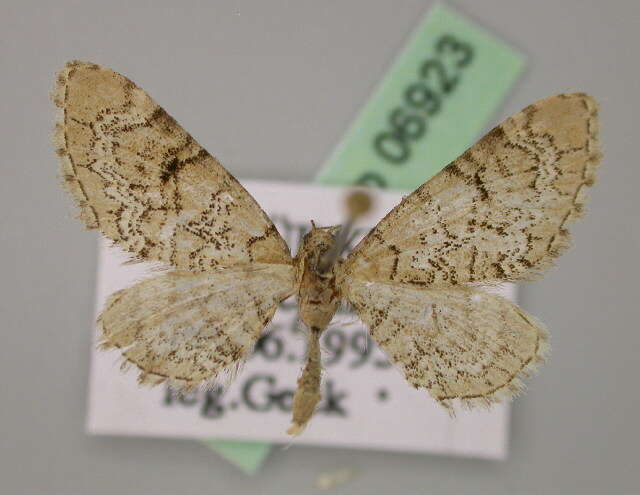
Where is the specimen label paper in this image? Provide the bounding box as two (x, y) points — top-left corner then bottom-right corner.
(87, 180), (512, 459)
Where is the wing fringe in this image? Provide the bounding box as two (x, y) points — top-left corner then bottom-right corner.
(52, 61), (101, 229)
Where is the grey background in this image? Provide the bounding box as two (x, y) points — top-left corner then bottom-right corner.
(1, 1), (638, 494)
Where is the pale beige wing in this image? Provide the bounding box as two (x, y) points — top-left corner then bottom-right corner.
(53, 61), (291, 270)
(343, 280), (548, 410)
(98, 263), (295, 391)
(340, 94), (601, 286)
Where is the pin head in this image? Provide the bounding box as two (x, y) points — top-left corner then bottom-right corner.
(345, 189), (373, 220)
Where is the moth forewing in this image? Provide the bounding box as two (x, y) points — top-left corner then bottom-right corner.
(53, 60), (292, 271)
(340, 93), (601, 287)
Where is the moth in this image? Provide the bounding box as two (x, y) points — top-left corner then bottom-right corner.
(53, 61), (601, 435)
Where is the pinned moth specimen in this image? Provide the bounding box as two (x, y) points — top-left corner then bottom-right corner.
(53, 61), (601, 435)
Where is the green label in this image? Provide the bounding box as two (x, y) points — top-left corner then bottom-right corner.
(316, 3), (525, 190)
(202, 440), (272, 475)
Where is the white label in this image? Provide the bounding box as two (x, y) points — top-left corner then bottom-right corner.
(87, 180), (511, 459)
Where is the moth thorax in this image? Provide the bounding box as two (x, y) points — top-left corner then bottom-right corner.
(295, 224), (341, 332)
